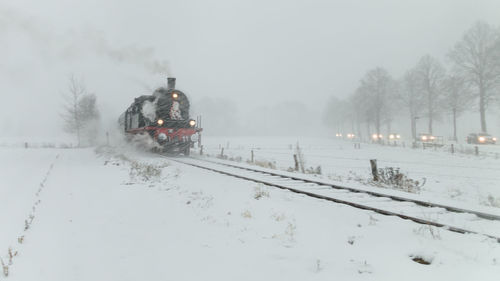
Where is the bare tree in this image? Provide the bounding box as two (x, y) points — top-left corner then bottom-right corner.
(398, 69), (425, 140)
(359, 67), (393, 139)
(442, 75), (473, 141)
(61, 75), (100, 146)
(415, 54), (445, 134)
(61, 75), (86, 146)
(448, 21), (500, 133)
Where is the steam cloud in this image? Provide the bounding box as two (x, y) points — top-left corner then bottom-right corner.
(141, 98), (158, 122)
(0, 8), (172, 76)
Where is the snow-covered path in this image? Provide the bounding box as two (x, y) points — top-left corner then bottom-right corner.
(2, 148), (500, 280)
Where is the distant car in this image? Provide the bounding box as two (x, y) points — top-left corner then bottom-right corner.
(466, 133), (497, 144)
(371, 133), (384, 141)
(388, 133), (401, 140)
(346, 133), (356, 139)
(418, 133), (435, 143)
(417, 133), (444, 147)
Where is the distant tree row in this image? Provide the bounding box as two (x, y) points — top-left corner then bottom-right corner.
(324, 21), (500, 141)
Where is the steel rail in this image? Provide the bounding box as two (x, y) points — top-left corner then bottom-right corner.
(160, 155), (500, 242)
(193, 157), (500, 221)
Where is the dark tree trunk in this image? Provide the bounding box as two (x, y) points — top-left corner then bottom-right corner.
(410, 114), (416, 140)
(428, 92), (433, 134)
(479, 85), (487, 133)
(452, 108), (457, 141)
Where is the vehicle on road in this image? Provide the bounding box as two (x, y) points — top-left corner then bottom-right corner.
(466, 133), (497, 144)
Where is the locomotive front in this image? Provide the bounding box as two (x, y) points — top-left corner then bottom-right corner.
(119, 77), (202, 155)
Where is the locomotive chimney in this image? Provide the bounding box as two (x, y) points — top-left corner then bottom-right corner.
(167, 77), (176, 89)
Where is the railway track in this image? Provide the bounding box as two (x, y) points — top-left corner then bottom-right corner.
(159, 154), (500, 242)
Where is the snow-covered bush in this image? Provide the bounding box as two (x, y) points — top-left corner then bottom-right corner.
(376, 167), (425, 193)
(128, 161), (166, 183)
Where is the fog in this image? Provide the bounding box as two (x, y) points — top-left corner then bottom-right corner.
(1, 0), (500, 139)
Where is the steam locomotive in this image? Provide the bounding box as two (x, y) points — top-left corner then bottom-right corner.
(119, 77), (202, 155)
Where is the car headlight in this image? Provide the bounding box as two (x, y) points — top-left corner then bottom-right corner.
(479, 136), (485, 142)
(189, 119), (196, 127)
(493, 137), (497, 141)
(421, 136), (427, 141)
(430, 136), (435, 140)
(396, 135), (400, 139)
(157, 119), (164, 125)
(372, 134), (378, 139)
(389, 134), (394, 139)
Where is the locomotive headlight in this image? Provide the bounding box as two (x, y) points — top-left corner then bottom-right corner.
(421, 136), (427, 141)
(478, 136), (486, 142)
(157, 119), (164, 125)
(158, 133), (167, 141)
(172, 92), (179, 99)
(189, 119), (196, 127)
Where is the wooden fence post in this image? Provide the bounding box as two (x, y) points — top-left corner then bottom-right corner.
(220, 147), (224, 158)
(450, 144), (454, 154)
(293, 154), (299, 171)
(251, 150), (254, 163)
(200, 145), (203, 155)
(370, 159), (378, 181)
(475, 146), (479, 156)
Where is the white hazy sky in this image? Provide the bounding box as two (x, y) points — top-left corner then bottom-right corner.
(1, 0), (500, 137)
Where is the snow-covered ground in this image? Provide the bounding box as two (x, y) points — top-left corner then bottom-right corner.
(1, 144), (500, 280)
(201, 136), (500, 210)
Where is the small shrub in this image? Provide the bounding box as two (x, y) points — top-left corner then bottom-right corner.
(254, 160), (276, 169)
(413, 225), (441, 240)
(376, 167), (425, 193)
(306, 165), (322, 175)
(254, 185), (270, 200)
(272, 213), (286, 221)
(484, 194), (500, 208)
(285, 221), (297, 242)
(129, 161), (165, 183)
(241, 210), (252, 218)
(1, 258), (8, 277)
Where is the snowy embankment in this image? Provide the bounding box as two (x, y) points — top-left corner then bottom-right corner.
(201, 136), (500, 210)
(1, 146), (499, 280)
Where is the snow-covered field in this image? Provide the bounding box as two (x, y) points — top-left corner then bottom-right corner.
(201, 136), (500, 211)
(1, 142), (500, 280)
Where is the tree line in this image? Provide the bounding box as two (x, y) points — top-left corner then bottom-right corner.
(324, 21), (500, 141)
